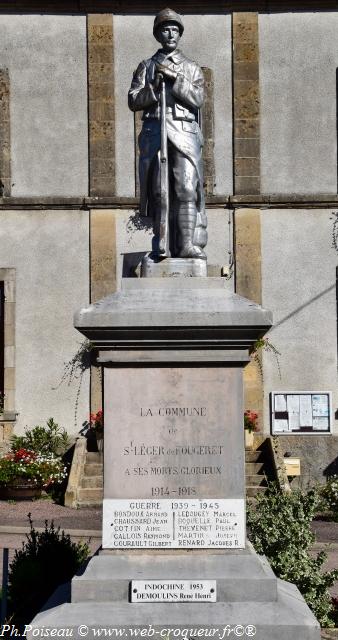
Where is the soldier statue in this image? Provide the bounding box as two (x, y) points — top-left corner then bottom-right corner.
(128, 8), (207, 260)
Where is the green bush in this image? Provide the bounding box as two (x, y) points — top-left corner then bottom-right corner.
(11, 418), (70, 458)
(247, 484), (338, 627)
(8, 514), (89, 626)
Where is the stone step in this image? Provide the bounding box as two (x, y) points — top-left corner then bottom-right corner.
(84, 463), (103, 476)
(245, 462), (264, 474)
(81, 476), (103, 489)
(247, 486), (268, 497)
(245, 475), (267, 486)
(86, 452), (103, 463)
(245, 450), (261, 463)
(77, 488), (104, 502)
(72, 551), (277, 604)
(76, 501), (103, 508)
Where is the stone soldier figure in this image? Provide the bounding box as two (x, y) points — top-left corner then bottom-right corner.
(128, 8), (207, 260)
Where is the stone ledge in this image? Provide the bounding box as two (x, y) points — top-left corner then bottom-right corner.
(0, 411), (17, 421)
(1, 194), (338, 210)
(74, 277), (272, 352)
(0, 1), (336, 12)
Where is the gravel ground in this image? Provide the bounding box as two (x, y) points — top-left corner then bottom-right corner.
(312, 519), (338, 544)
(0, 497), (102, 530)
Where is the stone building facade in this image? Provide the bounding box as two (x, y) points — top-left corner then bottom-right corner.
(0, 1), (337, 482)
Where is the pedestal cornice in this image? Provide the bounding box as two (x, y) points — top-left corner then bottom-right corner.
(74, 278), (272, 360)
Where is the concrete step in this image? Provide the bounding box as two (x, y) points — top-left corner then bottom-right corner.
(245, 450), (261, 463)
(247, 486), (268, 497)
(84, 463), (103, 476)
(77, 488), (104, 502)
(86, 452), (103, 463)
(81, 476), (103, 489)
(72, 551), (277, 603)
(245, 475), (267, 486)
(245, 462), (264, 474)
(29, 579), (321, 637)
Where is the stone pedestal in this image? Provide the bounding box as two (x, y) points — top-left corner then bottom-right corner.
(27, 278), (320, 639)
(141, 255), (207, 277)
(29, 545), (320, 639)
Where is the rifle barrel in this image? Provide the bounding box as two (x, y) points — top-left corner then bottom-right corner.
(159, 79), (170, 256)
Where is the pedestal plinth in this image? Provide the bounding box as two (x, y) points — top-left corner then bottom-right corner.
(141, 255), (207, 277)
(27, 278), (320, 639)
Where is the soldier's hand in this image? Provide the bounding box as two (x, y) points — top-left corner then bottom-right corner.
(156, 63), (177, 82)
(153, 72), (164, 91)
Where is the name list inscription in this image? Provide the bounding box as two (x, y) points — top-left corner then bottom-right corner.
(102, 499), (245, 549)
(131, 580), (217, 603)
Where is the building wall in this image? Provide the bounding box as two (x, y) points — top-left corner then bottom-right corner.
(260, 12), (338, 194)
(0, 210), (89, 433)
(261, 209), (338, 433)
(0, 15), (88, 196)
(276, 435), (338, 489)
(259, 10), (338, 442)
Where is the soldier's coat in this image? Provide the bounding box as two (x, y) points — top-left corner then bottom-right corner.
(128, 48), (207, 237)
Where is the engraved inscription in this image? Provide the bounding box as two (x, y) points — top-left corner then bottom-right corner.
(103, 499), (245, 549)
(131, 580), (217, 603)
(104, 367), (245, 547)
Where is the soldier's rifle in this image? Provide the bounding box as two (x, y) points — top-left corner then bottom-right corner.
(158, 77), (170, 256)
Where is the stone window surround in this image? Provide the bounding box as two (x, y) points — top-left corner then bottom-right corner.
(0, 68), (11, 197)
(0, 268), (16, 420)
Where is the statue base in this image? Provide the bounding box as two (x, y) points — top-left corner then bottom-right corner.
(141, 254), (207, 278)
(26, 281), (319, 638)
(27, 546), (320, 639)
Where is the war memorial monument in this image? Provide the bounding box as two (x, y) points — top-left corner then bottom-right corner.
(29, 9), (320, 639)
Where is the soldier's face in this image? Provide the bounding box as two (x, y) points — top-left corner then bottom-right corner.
(156, 22), (180, 52)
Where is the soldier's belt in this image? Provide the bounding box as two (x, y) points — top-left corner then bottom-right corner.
(165, 106), (195, 121)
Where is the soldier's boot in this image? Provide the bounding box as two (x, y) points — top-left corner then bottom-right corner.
(177, 203), (206, 259)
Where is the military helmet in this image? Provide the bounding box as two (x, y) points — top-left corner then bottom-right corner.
(153, 8), (184, 37)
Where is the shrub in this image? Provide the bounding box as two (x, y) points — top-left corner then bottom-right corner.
(8, 514), (89, 626)
(320, 477), (338, 519)
(247, 484), (338, 627)
(11, 418), (70, 458)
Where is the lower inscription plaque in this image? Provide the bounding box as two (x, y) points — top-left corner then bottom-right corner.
(103, 498), (245, 549)
(131, 580), (217, 603)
